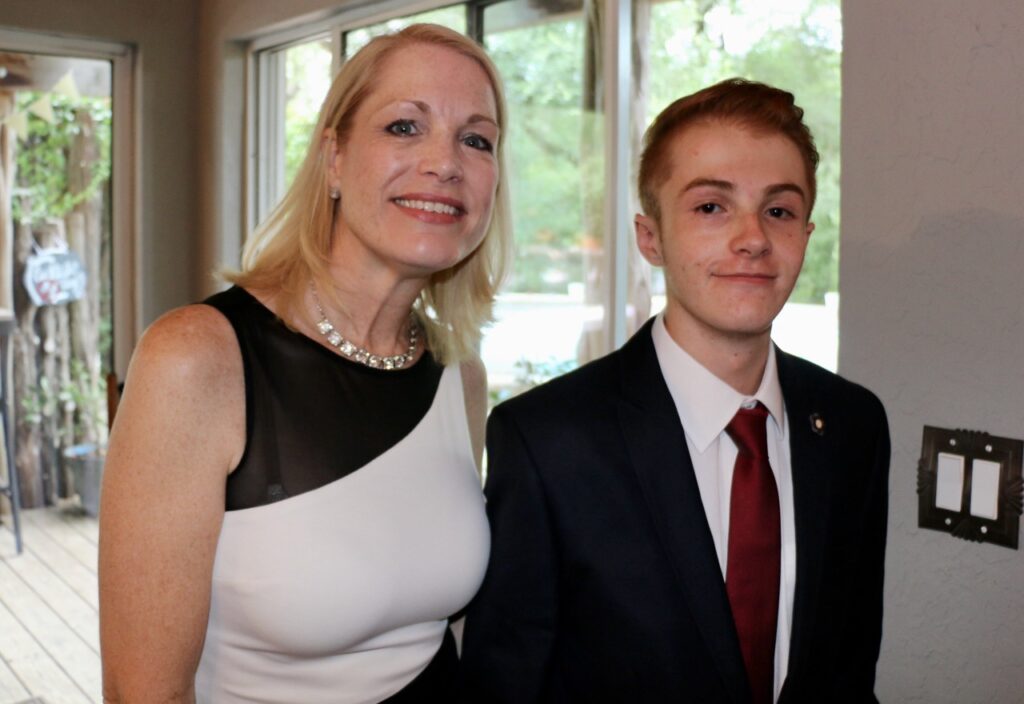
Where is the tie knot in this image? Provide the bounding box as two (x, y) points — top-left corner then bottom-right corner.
(726, 403), (769, 458)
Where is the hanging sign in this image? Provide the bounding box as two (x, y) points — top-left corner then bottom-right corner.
(23, 247), (87, 306)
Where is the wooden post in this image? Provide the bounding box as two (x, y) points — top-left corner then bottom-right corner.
(13, 220), (43, 508)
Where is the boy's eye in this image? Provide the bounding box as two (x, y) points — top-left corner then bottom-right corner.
(697, 203), (721, 214)
(767, 207), (793, 218)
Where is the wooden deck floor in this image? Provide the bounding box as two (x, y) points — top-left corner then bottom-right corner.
(0, 508), (101, 704)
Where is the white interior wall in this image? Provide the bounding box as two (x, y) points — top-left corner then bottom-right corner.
(841, 1), (1024, 700)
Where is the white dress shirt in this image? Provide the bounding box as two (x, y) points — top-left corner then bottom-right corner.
(651, 315), (796, 702)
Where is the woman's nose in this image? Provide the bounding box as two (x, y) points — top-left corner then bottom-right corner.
(419, 137), (463, 182)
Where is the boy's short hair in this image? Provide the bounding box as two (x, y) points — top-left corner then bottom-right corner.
(638, 78), (819, 223)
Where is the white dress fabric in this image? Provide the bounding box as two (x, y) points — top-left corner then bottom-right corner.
(194, 364), (489, 703)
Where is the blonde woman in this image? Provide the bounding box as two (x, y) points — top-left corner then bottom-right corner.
(99, 24), (510, 703)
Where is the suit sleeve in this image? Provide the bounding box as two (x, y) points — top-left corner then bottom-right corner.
(459, 403), (559, 704)
(838, 396), (891, 700)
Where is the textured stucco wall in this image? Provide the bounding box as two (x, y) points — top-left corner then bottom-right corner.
(1, 0), (199, 337)
(841, 1), (1024, 700)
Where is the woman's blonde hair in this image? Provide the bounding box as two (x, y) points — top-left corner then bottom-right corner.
(228, 23), (511, 364)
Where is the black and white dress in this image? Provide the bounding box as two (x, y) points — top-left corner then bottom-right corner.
(193, 287), (489, 703)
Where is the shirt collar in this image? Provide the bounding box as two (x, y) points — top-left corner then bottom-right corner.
(651, 314), (785, 453)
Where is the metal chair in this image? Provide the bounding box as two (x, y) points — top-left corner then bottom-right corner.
(0, 317), (22, 554)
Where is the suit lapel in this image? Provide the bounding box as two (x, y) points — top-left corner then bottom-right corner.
(775, 348), (834, 680)
(616, 322), (748, 703)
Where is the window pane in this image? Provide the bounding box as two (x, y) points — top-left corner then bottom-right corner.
(282, 36), (334, 187)
(642, 0), (841, 370)
(481, 0), (604, 403)
(344, 5), (467, 57)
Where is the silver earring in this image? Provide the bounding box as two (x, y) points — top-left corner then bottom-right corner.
(329, 187), (340, 200)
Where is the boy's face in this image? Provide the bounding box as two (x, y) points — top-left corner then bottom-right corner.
(635, 120), (814, 345)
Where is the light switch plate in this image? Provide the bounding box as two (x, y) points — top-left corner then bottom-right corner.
(917, 426), (1023, 549)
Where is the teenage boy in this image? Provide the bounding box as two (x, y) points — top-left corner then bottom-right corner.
(461, 79), (890, 703)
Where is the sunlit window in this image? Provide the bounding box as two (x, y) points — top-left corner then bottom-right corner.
(282, 37), (333, 187)
(482, 0), (605, 398)
(252, 0), (842, 395)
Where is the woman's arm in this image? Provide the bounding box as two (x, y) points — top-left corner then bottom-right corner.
(460, 356), (488, 472)
(99, 305), (245, 703)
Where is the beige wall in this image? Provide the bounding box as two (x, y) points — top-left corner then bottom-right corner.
(1, 0), (199, 342)
(842, 0), (1024, 700)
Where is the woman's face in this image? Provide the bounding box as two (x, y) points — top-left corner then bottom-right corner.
(326, 42), (500, 282)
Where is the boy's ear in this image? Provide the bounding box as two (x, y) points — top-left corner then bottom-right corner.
(635, 214), (664, 266)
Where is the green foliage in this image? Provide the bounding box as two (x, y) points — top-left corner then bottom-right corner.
(284, 38), (333, 186)
(21, 360), (107, 446)
(12, 93), (112, 224)
(61, 358), (108, 444)
(487, 20), (591, 293)
(20, 374), (54, 426)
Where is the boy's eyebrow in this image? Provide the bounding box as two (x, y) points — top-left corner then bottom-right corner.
(678, 178), (807, 202)
(765, 182), (807, 201)
(682, 177), (734, 193)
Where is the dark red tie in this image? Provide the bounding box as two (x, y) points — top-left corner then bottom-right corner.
(725, 403), (780, 704)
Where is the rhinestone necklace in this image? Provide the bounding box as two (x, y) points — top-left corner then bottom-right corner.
(310, 283), (419, 370)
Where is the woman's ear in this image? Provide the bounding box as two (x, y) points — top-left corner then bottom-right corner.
(323, 129), (342, 194)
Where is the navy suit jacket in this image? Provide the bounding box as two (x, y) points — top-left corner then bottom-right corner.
(460, 320), (890, 703)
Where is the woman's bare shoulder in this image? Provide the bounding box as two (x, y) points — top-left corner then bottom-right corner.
(127, 303), (242, 393)
(114, 303), (246, 465)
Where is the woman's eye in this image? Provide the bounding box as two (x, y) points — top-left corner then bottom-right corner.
(463, 134), (494, 152)
(386, 120), (418, 137)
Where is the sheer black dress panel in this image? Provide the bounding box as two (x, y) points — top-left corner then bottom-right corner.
(203, 286), (445, 511)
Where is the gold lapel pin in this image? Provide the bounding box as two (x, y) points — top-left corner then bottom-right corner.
(809, 413), (825, 436)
